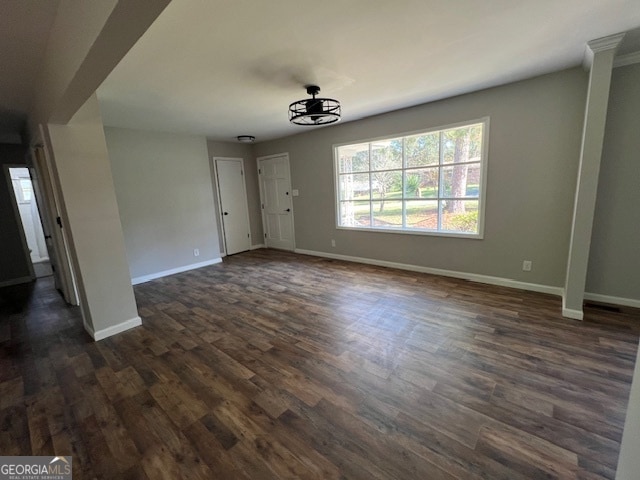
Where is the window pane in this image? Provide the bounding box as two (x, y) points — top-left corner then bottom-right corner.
(441, 200), (479, 234)
(465, 163), (481, 197)
(338, 143), (369, 173)
(404, 168), (439, 199)
(371, 138), (402, 171)
(371, 170), (402, 200)
(372, 201), (402, 228)
(339, 173), (370, 200)
(405, 200), (438, 229)
(441, 163), (480, 198)
(405, 132), (439, 167)
(20, 179), (33, 202)
(340, 201), (371, 227)
(442, 124), (482, 164)
(468, 123), (484, 161)
(442, 130), (455, 164)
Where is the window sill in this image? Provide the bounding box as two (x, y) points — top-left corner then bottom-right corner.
(335, 225), (484, 239)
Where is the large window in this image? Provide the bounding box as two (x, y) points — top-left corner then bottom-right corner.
(335, 118), (488, 237)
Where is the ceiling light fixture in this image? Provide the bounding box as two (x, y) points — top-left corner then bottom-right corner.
(236, 135), (255, 143)
(288, 85), (341, 126)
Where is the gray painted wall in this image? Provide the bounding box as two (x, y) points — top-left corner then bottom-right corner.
(106, 127), (221, 280)
(254, 68), (588, 288)
(0, 143), (31, 284)
(206, 140), (263, 252)
(587, 63), (640, 302)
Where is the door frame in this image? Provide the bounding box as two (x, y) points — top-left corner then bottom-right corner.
(31, 140), (79, 305)
(2, 164), (36, 283)
(212, 157), (252, 256)
(257, 152), (296, 251)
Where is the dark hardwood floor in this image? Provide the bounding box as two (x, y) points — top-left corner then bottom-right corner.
(1, 249), (639, 479)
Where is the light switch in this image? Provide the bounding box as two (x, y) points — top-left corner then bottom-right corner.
(292, 189), (299, 196)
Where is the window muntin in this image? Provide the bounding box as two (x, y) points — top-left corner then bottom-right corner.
(335, 119), (487, 237)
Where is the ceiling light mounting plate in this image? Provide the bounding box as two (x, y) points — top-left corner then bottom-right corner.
(306, 85), (320, 96)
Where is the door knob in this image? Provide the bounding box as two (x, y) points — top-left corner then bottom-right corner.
(223, 212), (229, 215)
(285, 208), (290, 212)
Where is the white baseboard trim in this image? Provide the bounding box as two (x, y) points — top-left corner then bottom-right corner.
(562, 308), (584, 320)
(294, 249), (563, 297)
(584, 292), (640, 309)
(561, 296), (584, 320)
(87, 316), (142, 341)
(131, 258), (223, 285)
(0, 276), (34, 288)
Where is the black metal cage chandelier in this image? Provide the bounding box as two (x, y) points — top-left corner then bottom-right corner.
(288, 85), (341, 126)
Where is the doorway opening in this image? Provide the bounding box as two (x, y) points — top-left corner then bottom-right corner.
(7, 167), (53, 278)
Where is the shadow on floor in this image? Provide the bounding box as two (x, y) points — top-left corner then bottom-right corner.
(0, 276), (88, 346)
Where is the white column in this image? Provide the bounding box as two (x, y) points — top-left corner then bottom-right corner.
(46, 94), (141, 340)
(617, 341), (640, 479)
(562, 33), (624, 320)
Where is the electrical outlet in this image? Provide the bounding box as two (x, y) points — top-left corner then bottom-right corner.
(194, 248), (200, 257)
(331, 239), (336, 247)
(522, 260), (532, 271)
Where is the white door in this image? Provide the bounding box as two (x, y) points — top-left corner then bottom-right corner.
(32, 144), (79, 305)
(214, 158), (251, 255)
(258, 153), (294, 251)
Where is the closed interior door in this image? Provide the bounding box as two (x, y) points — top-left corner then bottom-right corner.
(215, 158), (251, 255)
(258, 154), (294, 250)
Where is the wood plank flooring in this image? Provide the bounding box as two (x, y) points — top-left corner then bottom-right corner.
(1, 249), (639, 479)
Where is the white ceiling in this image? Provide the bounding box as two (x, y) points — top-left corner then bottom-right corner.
(96, 0), (640, 143)
(1, 1), (639, 143)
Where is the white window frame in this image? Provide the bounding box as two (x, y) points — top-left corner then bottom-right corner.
(333, 117), (489, 239)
